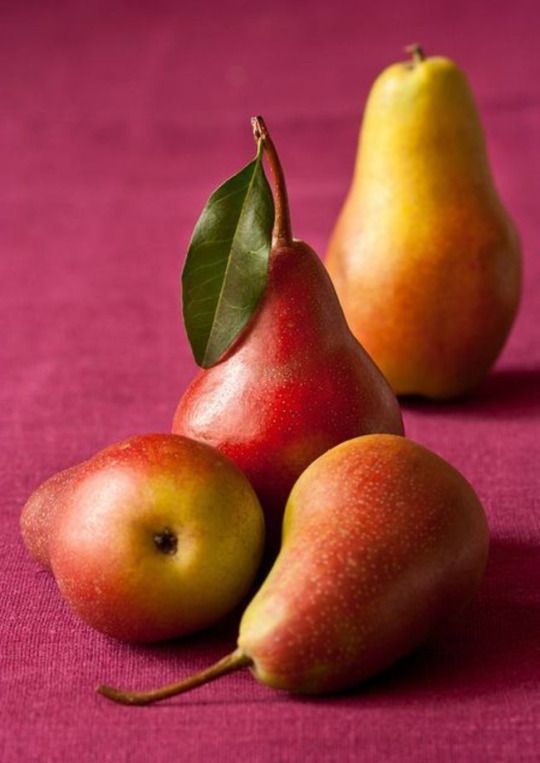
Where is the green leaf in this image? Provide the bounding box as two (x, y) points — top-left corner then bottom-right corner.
(182, 143), (274, 368)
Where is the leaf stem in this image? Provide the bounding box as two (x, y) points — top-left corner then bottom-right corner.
(96, 649), (252, 706)
(251, 116), (293, 247)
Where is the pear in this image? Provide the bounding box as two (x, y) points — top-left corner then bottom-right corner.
(21, 463), (83, 569)
(326, 45), (521, 399)
(98, 434), (489, 703)
(173, 117), (403, 548)
(24, 435), (265, 642)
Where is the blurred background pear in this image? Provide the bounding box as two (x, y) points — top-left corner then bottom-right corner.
(326, 46), (521, 399)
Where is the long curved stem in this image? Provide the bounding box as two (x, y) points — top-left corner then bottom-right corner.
(251, 115), (293, 247)
(97, 649), (252, 706)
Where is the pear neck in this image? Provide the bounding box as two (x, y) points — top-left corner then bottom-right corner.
(252, 116), (293, 248)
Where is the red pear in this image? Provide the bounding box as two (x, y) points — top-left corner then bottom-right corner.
(173, 118), (403, 548)
(235, 434), (489, 693)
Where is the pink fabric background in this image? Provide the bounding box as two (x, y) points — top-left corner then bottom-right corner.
(2, 1), (539, 760)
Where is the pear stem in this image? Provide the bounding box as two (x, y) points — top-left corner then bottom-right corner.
(96, 649), (252, 706)
(251, 115), (293, 247)
(405, 43), (425, 63)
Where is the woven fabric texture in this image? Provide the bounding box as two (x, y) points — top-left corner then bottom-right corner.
(1, 1), (539, 760)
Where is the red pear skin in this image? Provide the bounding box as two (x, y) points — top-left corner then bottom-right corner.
(174, 241), (403, 547)
(173, 119), (403, 550)
(20, 463), (82, 569)
(238, 434), (489, 693)
(49, 434), (264, 643)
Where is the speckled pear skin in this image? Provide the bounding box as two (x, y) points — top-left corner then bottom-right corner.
(238, 435), (489, 694)
(173, 241), (404, 551)
(20, 463), (83, 569)
(326, 54), (521, 399)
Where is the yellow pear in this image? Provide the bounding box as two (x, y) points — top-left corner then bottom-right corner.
(326, 46), (521, 399)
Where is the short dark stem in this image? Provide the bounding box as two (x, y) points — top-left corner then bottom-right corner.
(96, 650), (252, 706)
(251, 115), (293, 247)
(405, 43), (425, 63)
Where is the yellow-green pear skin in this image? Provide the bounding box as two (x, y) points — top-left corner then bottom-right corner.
(326, 48), (521, 399)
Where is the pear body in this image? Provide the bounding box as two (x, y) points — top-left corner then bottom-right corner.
(173, 242), (403, 546)
(326, 54), (521, 399)
(238, 434), (489, 694)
